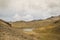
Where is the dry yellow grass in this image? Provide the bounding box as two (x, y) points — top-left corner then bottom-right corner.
(0, 15), (60, 40)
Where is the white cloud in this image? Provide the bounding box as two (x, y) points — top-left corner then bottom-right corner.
(23, 15), (34, 21)
(12, 13), (33, 21)
(12, 13), (22, 21)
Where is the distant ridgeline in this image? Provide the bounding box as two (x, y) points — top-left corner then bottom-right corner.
(0, 19), (11, 27)
(0, 15), (60, 40)
(0, 15), (60, 28)
(11, 15), (60, 28)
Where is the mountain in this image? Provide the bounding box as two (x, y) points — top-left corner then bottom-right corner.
(11, 15), (60, 28)
(0, 19), (34, 40)
(34, 15), (60, 33)
(0, 15), (60, 40)
(11, 15), (60, 40)
(33, 16), (60, 40)
(0, 19), (11, 27)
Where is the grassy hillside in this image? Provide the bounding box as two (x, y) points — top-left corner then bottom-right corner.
(0, 20), (34, 40)
(0, 15), (60, 40)
(0, 19), (11, 27)
(11, 15), (60, 28)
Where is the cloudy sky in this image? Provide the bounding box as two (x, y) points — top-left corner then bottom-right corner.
(0, 0), (60, 21)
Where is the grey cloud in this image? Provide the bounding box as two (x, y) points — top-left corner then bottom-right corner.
(0, 0), (60, 21)
(0, 0), (10, 9)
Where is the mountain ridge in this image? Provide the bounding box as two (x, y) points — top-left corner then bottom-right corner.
(11, 15), (60, 28)
(0, 15), (60, 40)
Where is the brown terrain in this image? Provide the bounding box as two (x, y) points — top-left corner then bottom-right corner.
(0, 15), (60, 40)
